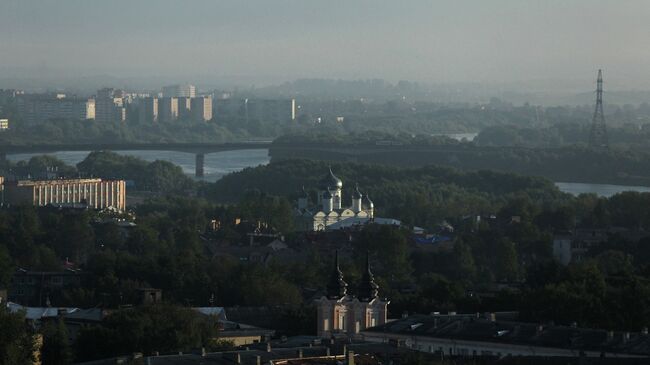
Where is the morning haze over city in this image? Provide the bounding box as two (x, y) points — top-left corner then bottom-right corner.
(1, 1), (650, 365)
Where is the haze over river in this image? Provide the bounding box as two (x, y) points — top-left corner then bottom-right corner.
(7, 148), (650, 198)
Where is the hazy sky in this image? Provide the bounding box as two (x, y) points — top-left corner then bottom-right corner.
(1, 0), (649, 87)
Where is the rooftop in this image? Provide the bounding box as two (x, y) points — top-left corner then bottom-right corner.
(365, 314), (650, 356)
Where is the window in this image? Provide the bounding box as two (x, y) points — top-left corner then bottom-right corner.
(338, 313), (346, 330)
(323, 318), (329, 331)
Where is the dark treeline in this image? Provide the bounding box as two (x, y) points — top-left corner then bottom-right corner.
(271, 133), (650, 187)
(476, 122), (650, 149)
(207, 159), (566, 230)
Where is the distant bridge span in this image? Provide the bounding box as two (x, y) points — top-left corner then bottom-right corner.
(0, 141), (272, 177)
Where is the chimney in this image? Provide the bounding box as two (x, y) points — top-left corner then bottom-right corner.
(235, 353), (241, 364)
(326, 347), (331, 356)
(256, 355), (261, 365)
(347, 350), (355, 365)
(201, 347), (206, 357)
(402, 311), (408, 319)
(623, 332), (630, 342)
(489, 313), (496, 322)
(342, 344), (347, 356)
(297, 349), (303, 358)
(266, 342), (272, 352)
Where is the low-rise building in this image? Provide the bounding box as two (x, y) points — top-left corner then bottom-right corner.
(363, 313), (650, 359)
(552, 228), (647, 265)
(3, 178), (126, 212)
(8, 269), (87, 306)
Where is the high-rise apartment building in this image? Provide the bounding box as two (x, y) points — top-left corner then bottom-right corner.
(245, 98), (296, 122)
(138, 97), (158, 123)
(95, 88), (126, 123)
(162, 84), (196, 98)
(177, 97), (192, 120)
(190, 96), (213, 122)
(3, 178), (127, 212)
(158, 97), (178, 122)
(214, 98), (295, 122)
(16, 94), (95, 124)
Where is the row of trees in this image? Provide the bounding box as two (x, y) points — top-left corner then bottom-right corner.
(0, 152), (194, 193)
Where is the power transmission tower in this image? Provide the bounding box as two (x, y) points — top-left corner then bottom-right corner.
(589, 69), (609, 149)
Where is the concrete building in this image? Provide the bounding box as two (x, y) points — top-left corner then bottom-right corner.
(551, 228), (646, 265)
(315, 253), (388, 339)
(246, 98), (296, 122)
(16, 94), (95, 124)
(215, 97), (295, 122)
(190, 95), (213, 121)
(138, 96), (158, 123)
(95, 88), (125, 123)
(8, 268), (87, 306)
(214, 97), (244, 119)
(0, 118), (8, 130)
(363, 313), (650, 359)
(3, 178), (126, 212)
(162, 84), (196, 98)
(158, 97), (179, 122)
(177, 96), (192, 120)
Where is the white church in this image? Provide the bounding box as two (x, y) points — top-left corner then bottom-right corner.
(295, 168), (376, 231)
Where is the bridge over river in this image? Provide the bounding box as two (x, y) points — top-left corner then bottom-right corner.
(0, 141), (272, 177)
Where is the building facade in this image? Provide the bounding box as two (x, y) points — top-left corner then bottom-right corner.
(3, 178), (126, 212)
(8, 269), (87, 306)
(315, 253), (388, 339)
(138, 96), (158, 123)
(363, 313), (650, 359)
(215, 98), (295, 122)
(95, 88), (126, 123)
(245, 98), (296, 122)
(295, 169), (375, 231)
(190, 95), (213, 121)
(158, 97), (179, 122)
(16, 94), (95, 124)
(162, 84), (196, 98)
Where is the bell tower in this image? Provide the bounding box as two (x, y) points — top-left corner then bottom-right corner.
(315, 252), (389, 339)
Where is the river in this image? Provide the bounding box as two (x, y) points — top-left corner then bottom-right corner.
(7, 149), (650, 197)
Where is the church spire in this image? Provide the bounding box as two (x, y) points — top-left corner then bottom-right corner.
(326, 251), (348, 299)
(358, 252), (379, 302)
